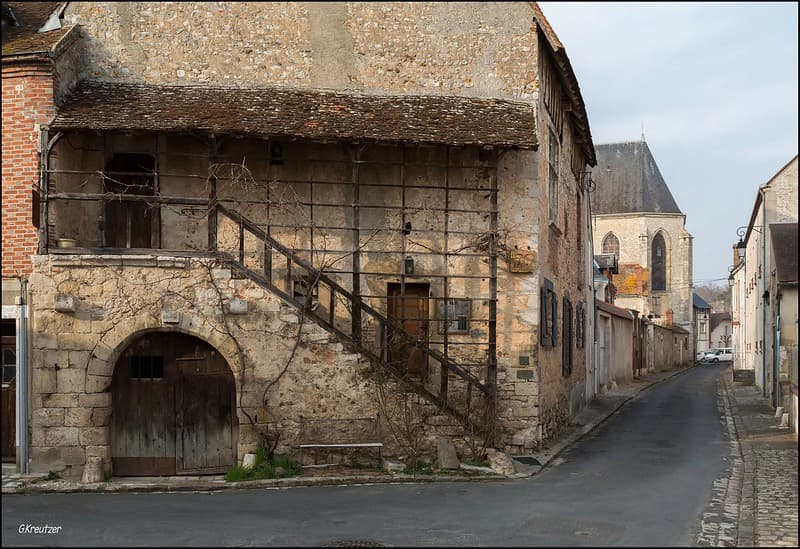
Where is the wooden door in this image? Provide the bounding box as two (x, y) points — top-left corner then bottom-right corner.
(111, 333), (236, 476)
(387, 283), (430, 375)
(176, 351), (236, 474)
(111, 351), (177, 476)
(104, 153), (157, 249)
(2, 322), (17, 461)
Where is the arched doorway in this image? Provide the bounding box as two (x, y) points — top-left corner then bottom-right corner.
(111, 332), (237, 476)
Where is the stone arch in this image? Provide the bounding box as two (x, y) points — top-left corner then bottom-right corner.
(109, 330), (239, 475)
(601, 232), (620, 258)
(651, 230), (669, 291)
(86, 319), (243, 391)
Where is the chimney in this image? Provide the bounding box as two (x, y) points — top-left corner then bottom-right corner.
(665, 309), (674, 326)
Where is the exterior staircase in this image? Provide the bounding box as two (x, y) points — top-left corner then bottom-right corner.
(212, 204), (494, 433)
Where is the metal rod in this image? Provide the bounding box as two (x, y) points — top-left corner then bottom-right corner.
(486, 149), (499, 432)
(208, 138), (218, 251)
(351, 145), (362, 343)
(441, 147), (450, 399)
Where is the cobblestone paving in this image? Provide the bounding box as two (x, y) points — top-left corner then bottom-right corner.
(700, 370), (799, 547)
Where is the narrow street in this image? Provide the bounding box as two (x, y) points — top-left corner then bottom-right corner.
(3, 365), (733, 547)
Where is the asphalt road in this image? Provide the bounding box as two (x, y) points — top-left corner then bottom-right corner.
(2, 364), (729, 547)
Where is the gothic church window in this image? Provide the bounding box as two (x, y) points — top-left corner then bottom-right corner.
(602, 233), (619, 258)
(651, 232), (667, 291)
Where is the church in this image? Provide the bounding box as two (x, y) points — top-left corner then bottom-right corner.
(591, 139), (693, 338)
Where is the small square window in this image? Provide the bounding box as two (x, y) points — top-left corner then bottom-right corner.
(438, 299), (471, 334)
(130, 356), (164, 379)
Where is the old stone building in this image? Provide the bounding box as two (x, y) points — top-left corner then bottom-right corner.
(591, 139), (694, 340)
(3, 2), (598, 478)
(730, 155), (798, 428)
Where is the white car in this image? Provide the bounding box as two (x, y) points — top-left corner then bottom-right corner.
(705, 348), (733, 363)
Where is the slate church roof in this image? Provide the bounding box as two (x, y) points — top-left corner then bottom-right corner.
(591, 140), (682, 215)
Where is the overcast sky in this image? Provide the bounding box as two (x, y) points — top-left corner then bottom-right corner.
(538, 1), (799, 284)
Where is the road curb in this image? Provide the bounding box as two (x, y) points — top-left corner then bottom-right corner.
(3, 471), (509, 495)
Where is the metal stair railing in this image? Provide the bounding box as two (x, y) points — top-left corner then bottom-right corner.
(213, 203), (493, 431)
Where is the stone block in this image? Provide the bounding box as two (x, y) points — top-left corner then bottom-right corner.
(85, 445), (111, 460)
(91, 407), (112, 427)
(79, 393), (111, 408)
(486, 448), (516, 476)
(513, 381), (537, 396)
(57, 333), (98, 351)
(64, 408), (93, 427)
(32, 368), (57, 394)
(87, 358), (111, 376)
(29, 447), (66, 472)
(82, 456), (105, 483)
(68, 350), (92, 368)
(242, 453), (257, 470)
(436, 437), (459, 469)
(61, 445), (87, 466)
(79, 427), (109, 446)
(43, 393), (80, 408)
(57, 369), (86, 393)
(91, 342), (113, 363)
(33, 408), (65, 428)
(85, 374), (112, 393)
(45, 427), (80, 446)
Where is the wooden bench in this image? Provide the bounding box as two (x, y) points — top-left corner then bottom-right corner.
(298, 415), (383, 467)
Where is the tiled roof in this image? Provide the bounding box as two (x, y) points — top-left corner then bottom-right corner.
(693, 292), (711, 310)
(1, 1), (65, 57)
(597, 300), (633, 319)
(592, 140), (682, 215)
(770, 223), (798, 284)
(51, 80), (539, 148)
(530, 2), (596, 167)
(709, 312), (731, 333)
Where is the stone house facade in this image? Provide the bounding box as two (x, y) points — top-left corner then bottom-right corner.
(730, 156), (798, 414)
(590, 139), (694, 343)
(5, 2), (598, 478)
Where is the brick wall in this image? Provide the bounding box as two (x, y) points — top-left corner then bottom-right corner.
(1, 63), (54, 279)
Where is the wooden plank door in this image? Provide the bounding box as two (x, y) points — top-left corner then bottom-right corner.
(387, 283), (430, 375)
(176, 351), (236, 474)
(111, 355), (177, 476)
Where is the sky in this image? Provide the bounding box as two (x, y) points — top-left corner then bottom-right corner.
(538, 1), (799, 284)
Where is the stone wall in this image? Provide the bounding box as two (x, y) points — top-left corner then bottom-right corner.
(593, 213), (693, 334)
(63, 2), (539, 101)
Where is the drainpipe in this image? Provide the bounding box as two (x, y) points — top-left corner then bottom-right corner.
(759, 189), (767, 398)
(16, 279), (29, 473)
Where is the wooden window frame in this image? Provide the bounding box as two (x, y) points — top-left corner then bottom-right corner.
(540, 278), (558, 348)
(562, 296), (574, 376)
(548, 129), (560, 228)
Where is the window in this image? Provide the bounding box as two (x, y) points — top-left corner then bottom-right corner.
(699, 321), (706, 334)
(548, 129), (560, 226)
(575, 301), (585, 349)
(651, 232), (667, 291)
(438, 299), (471, 334)
(562, 296), (574, 376)
(602, 233), (620, 259)
(130, 356), (164, 379)
(540, 278), (558, 347)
